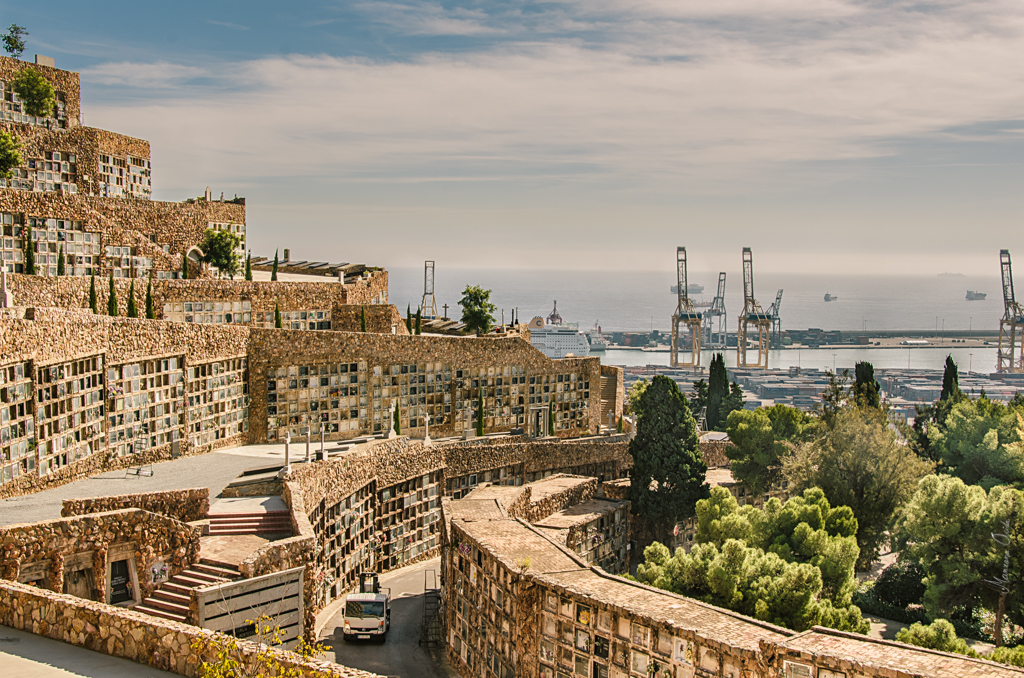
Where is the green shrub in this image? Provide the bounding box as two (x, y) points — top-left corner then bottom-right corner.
(895, 619), (978, 657)
(874, 561), (926, 609)
(993, 645), (1024, 667)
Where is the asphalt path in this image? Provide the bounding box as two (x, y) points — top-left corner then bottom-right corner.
(323, 558), (455, 678)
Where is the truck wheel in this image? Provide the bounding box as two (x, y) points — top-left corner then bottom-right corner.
(342, 633), (352, 642)
(379, 632), (388, 643)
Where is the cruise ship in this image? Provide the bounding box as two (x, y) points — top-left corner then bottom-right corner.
(527, 302), (591, 359)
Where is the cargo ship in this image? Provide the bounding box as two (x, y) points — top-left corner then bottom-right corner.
(670, 283), (705, 295)
(966, 290), (987, 301)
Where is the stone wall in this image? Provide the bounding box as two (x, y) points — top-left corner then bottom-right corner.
(0, 55), (81, 126)
(0, 508), (199, 603)
(521, 476), (599, 524)
(0, 191), (245, 275)
(700, 440), (731, 468)
(0, 578), (383, 677)
(60, 488), (210, 524)
(4, 272), (394, 324)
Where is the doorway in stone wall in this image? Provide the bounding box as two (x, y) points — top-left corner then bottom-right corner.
(63, 567), (96, 601)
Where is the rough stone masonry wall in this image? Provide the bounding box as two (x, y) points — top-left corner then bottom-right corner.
(60, 488), (210, 524)
(0, 190), (245, 274)
(520, 476), (599, 524)
(0, 508), (199, 603)
(246, 328), (606, 442)
(0, 579), (383, 678)
(0, 55), (82, 125)
(5, 272), (396, 325)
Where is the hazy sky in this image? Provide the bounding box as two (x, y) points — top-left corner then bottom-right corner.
(10, 1), (1024, 276)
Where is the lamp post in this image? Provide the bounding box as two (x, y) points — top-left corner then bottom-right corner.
(969, 353), (973, 375)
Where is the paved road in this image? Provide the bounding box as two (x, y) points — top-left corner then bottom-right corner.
(0, 445), (290, 526)
(0, 625), (175, 677)
(322, 558), (455, 678)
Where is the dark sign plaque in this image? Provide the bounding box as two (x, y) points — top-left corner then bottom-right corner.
(109, 560), (134, 604)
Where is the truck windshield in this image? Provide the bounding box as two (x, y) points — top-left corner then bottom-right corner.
(346, 601), (385, 618)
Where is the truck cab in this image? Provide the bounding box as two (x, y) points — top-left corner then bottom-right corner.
(342, 572), (391, 642)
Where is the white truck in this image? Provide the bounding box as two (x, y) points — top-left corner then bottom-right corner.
(342, 572), (391, 642)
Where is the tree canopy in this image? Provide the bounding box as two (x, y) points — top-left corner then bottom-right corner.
(725, 408), (792, 496)
(10, 68), (55, 118)
(636, 486), (867, 633)
(459, 285), (496, 335)
(199, 228), (242, 278)
(785, 406), (933, 567)
(853, 361), (880, 408)
(2, 24), (27, 58)
(707, 353), (729, 429)
(0, 130), (23, 179)
(628, 375), (708, 542)
(928, 398), (1024, 489)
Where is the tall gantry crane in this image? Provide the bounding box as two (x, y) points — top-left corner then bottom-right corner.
(737, 247), (771, 369)
(670, 247), (702, 368)
(766, 288), (784, 349)
(998, 250), (1024, 373)
(421, 260), (438, 320)
(701, 272), (728, 349)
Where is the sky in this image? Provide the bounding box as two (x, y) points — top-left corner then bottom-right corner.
(5, 0), (1024, 276)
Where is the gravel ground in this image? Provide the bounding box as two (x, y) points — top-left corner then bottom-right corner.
(0, 448), (281, 527)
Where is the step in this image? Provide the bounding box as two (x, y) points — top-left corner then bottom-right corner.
(171, 573), (226, 588)
(208, 517), (292, 527)
(208, 511), (291, 520)
(179, 568), (228, 583)
(192, 562), (240, 579)
(134, 604), (187, 623)
(162, 581), (194, 598)
(151, 589), (191, 606)
(199, 556), (241, 571)
(145, 596), (190, 615)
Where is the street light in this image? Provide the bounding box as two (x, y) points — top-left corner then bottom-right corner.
(969, 353), (973, 374)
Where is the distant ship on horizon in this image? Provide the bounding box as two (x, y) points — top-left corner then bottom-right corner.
(824, 292), (837, 302)
(670, 283), (705, 295)
(938, 272), (965, 277)
(966, 290), (987, 301)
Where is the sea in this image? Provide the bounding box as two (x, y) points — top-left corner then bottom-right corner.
(388, 267), (1005, 372)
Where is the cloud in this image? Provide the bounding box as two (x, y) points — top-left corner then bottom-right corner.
(208, 20), (250, 31)
(78, 0), (1024, 270)
(353, 1), (506, 35)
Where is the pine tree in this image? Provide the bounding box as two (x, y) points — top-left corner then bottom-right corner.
(56, 244), (65, 275)
(274, 301), (282, 329)
(476, 390), (485, 437)
(853, 361), (881, 408)
(394, 400), (401, 435)
(271, 249), (278, 281)
(107, 273), (118, 316)
(244, 250), (252, 281)
(88, 272), (97, 313)
(145, 278), (155, 319)
(23, 234), (35, 275)
(415, 307), (422, 335)
(628, 375), (709, 544)
(182, 254), (189, 280)
(360, 306), (367, 332)
(126, 280), (138, 318)
(707, 353), (729, 430)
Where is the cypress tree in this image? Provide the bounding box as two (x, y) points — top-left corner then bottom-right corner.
(244, 250), (252, 281)
(406, 304), (412, 333)
(24, 234), (35, 275)
(394, 400), (401, 435)
(476, 390), (485, 437)
(107, 273), (118, 316)
(628, 375), (709, 544)
(144, 278), (155, 319)
(182, 254), (189, 280)
(415, 307), (422, 335)
(126, 280), (138, 318)
(853, 361), (881, 408)
(274, 301), (282, 328)
(271, 249), (278, 281)
(940, 355), (961, 402)
(548, 400), (556, 436)
(616, 416), (623, 434)
(88, 272), (97, 313)
(707, 353), (729, 430)
(57, 244), (65, 275)
(360, 306), (367, 332)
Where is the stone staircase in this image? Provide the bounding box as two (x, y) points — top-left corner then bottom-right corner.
(134, 559), (240, 623)
(207, 510), (293, 536)
(599, 375), (617, 427)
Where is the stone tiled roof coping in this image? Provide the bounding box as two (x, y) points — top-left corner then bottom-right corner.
(532, 497), (627, 529)
(706, 467), (739, 487)
(525, 474), (594, 502)
(456, 518), (581, 574)
(0, 506), (157, 532)
(780, 627), (1024, 677)
(446, 498), (510, 522)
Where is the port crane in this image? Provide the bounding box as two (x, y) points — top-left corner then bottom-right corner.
(998, 250), (1024, 373)
(421, 261), (438, 319)
(670, 247), (702, 368)
(766, 288), (784, 349)
(701, 272), (728, 349)
(737, 247), (771, 369)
